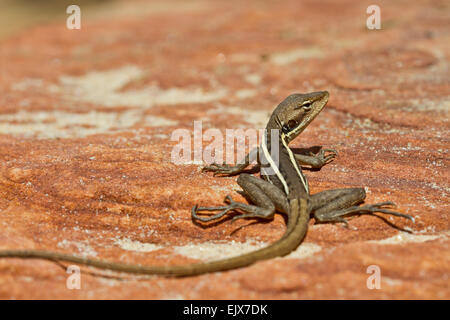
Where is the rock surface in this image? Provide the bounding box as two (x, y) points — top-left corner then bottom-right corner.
(0, 0), (448, 299)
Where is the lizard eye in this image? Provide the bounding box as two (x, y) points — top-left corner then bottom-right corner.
(302, 102), (312, 111)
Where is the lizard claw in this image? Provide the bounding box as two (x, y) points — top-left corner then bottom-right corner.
(304, 148), (338, 168)
(322, 148), (338, 155)
(191, 195), (239, 223)
(192, 203), (234, 222)
(357, 202), (415, 223)
(318, 148), (338, 165)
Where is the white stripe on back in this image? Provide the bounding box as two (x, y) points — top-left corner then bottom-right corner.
(280, 132), (309, 193)
(260, 130), (290, 195)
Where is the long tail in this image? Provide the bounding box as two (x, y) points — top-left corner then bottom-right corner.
(0, 199), (309, 277)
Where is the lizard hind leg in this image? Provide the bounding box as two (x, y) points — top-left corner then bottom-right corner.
(192, 195), (275, 223)
(191, 173), (285, 223)
(311, 188), (414, 227)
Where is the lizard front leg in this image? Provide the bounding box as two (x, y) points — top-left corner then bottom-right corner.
(294, 148), (337, 169)
(202, 147), (259, 175)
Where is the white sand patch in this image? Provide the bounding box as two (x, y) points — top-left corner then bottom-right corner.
(114, 237), (163, 252)
(235, 89), (257, 99)
(368, 231), (448, 245)
(284, 242), (322, 259)
(405, 98), (450, 112)
(11, 78), (45, 91)
(6, 65), (225, 138)
(173, 240), (266, 262)
(226, 106), (270, 127)
(0, 110), (177, 139)
(270, 47), (325, 65)
(244, 74), (262, 85)
(382, 277), (404, 286)
(208, 105), (271, 128)
(57, 239), (98, 257)
(60, 66), (227, 108)
(173, 240), (321, 262)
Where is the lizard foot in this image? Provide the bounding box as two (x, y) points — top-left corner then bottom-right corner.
(355, 202), (415, 223)
(192, 196), (275, 223)
(309, 148), (338, 168)
(314, 201), (415, 226)
(191, 196), (239, 222)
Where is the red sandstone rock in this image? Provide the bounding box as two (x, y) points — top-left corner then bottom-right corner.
(0, 0), (448, 299)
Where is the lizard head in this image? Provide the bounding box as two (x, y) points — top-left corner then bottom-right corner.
(267, 91), (329, 143)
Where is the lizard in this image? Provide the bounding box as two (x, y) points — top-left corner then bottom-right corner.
(0, 91), (414, 276)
